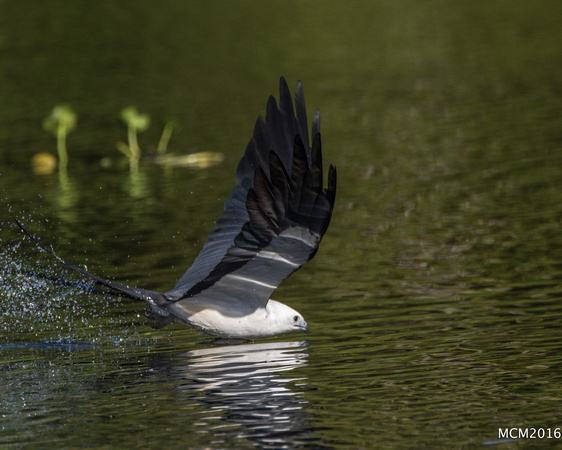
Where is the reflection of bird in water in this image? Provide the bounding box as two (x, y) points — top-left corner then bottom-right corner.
(177, 341), (308, 390)
(17, 77), (336, 339)
(150, 341), (312, 448)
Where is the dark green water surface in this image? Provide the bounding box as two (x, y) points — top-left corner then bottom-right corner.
(1, 1), (562, 448)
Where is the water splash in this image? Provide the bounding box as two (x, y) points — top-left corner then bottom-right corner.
(0, 222), (156, 347)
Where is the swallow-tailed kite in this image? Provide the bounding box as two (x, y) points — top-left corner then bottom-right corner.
(17, 77), (337, 338)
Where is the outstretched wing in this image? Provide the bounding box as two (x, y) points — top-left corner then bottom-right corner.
(166, 77), (336, 308)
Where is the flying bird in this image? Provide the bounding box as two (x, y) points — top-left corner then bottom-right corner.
(17, 77), (337, 338)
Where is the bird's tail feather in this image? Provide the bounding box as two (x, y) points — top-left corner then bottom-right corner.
(12, 215), (166, 305)
(16, 267), (126, 298)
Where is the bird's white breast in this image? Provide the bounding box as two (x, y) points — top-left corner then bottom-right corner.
(166, 299), (299, 338)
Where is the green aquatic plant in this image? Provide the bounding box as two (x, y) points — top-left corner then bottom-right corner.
(42, 104), (77, 176)
(118, 106), (150, 172)
(157, 118), (178, 154)
(154, 151), (224, 169)
(31, 152), (57, 176)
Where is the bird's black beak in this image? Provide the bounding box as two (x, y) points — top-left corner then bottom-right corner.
(300, 323), (310, 334)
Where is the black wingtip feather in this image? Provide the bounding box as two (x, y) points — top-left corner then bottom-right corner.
(294, 80), (310, 151)
(312, 109), (320, 139)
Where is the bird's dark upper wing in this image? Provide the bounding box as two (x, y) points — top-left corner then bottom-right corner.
(165, 77), (336, 306)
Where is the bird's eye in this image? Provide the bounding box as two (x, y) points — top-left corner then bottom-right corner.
(293, 315), (299, 322)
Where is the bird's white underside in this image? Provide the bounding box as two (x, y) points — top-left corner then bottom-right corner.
(167, 298), (307, 338)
